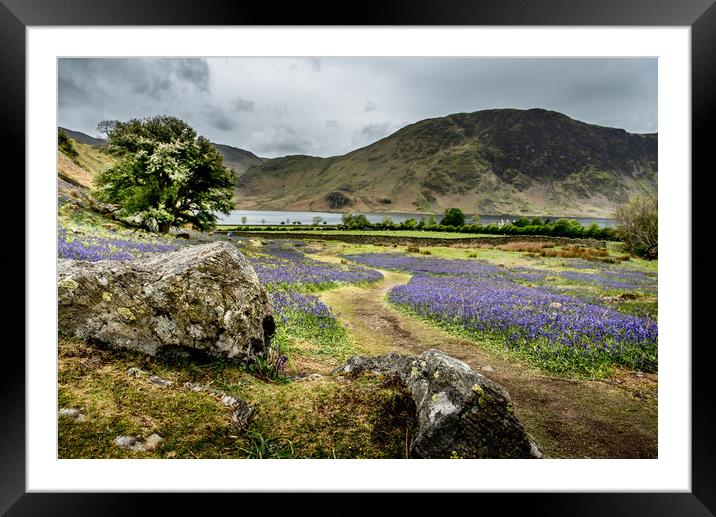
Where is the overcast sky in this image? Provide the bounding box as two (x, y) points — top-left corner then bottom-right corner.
(59, 57), (657, 158)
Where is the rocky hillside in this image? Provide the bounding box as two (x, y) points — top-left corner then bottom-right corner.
(236, 109), (657, 217)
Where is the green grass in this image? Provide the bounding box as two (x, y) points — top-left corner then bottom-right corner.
(58, 338), (414, 459)
(222, 228), (495, 239)
(273, 306), (357, 364)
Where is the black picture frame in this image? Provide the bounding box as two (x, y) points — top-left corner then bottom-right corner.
(2, 0), (714, 514)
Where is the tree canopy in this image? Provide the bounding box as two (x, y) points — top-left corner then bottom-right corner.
(341, 213), (370, 228)
(93, 115), (235, 233)
(440, 208), (465, 227)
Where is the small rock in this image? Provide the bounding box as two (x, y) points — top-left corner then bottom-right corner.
(114, 435), (141, 450)
(149, 375), (173, 387)
(59, 407), (81, 418)
(114, 434), (163, 452)
(548, 302), (562, 309)
(231, 399), (256, 429)
(294, 373), (323, 382)
(635, 371), (644, 378)
(59, 407), (86, 422)
(127, 367), (147, 377)
(220, 394), (240, 407)
(144, 433), (164, 450)
(481, 365), (495, 372)
(183, 382), (204, 392)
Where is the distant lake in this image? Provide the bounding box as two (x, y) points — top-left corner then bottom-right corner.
(218, 210), (615, 227)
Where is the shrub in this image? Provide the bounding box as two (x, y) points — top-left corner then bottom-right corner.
(326, 191), (352, 209)
(613, 195), (658, 259)
(497, 242), (555, 253)
(58, 129), (79, 160)
(341, 213), (370, 228)
(539, 245), (611, 262)
(400, 218), (417, 229)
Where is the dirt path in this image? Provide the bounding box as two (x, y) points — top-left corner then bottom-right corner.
(319, 268), (658, 459)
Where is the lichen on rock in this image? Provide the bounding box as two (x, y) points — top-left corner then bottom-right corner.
(333, 349), (544, 459)
(58, 241), (275, 363)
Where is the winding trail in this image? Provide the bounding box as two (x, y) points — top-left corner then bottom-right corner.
(319, 266), (657, 459)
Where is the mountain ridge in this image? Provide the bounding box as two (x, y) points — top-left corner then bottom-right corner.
(236, 108), (657, 217)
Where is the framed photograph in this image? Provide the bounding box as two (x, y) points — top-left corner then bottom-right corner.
(4, 0), (714, 514)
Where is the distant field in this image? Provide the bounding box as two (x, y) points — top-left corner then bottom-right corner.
(220, 229), (496, 239)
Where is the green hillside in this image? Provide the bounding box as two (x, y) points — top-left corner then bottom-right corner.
(236, 108), (657, 217)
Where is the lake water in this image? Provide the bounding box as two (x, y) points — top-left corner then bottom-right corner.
(217, 210), (615, 227)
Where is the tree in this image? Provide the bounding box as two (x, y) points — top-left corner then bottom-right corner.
(440, 208), (465, 227)
(613, 194), (658, 258)
(312, 216), (324, 225)
(241, 216), (248, 225)
(93, 116), (235, 233)
(58, 129), (79, 160)
(341, 213), (370, 228)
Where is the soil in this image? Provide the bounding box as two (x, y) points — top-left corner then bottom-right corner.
(319, 268), (658, 459)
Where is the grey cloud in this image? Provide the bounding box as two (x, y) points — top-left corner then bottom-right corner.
(353, 122), (395, 147)
(59, 57), (656, 158)
(233, 96), (255, 112)
(306, 58), (322, 72)
(247, 124), (313, 155)
(132, 75), (173, 100)
(562, 80), (637, 102)
(59, 58), (210, 103)
(203, 105), (239, 131)
(175, 59), (210, 91)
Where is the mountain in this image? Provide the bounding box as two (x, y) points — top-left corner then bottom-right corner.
(212, 143), (264, 178)
(57, 128), (263, 183)
(59, 126), (105, 146)
(235, 108), (657, 218)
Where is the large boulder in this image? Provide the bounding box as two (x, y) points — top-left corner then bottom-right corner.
(333, 349), (543, 459)
(58, 241), (275, 362)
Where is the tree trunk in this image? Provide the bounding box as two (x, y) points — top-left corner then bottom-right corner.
(158, 221), (172, 234)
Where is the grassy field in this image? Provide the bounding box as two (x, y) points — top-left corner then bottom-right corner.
(58, 215), (658, 459)
(219, 228), (496, 238)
